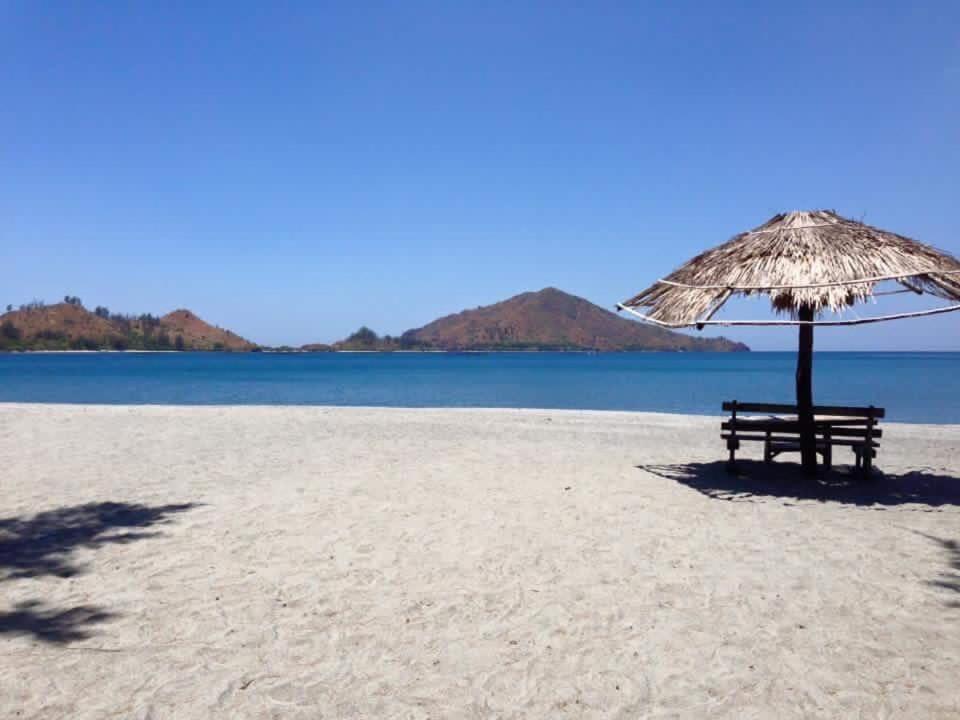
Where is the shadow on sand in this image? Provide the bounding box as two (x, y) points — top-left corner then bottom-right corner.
(641, 461), (960, 608)
(0, 501), (196, 643)
(910, 531), (960, 609)
(639, 460), (960, 510)
(0, 601), (117, 644)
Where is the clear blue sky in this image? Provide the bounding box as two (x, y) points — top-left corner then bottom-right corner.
(3, 2), (958, 349)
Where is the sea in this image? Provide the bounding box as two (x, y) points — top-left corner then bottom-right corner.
(0, 351), (958, 424)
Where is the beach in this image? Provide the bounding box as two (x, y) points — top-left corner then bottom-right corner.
(2, 404), (959, 719)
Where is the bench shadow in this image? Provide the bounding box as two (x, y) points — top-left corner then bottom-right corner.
(639, 460), (960, 509)
(0, 501), (197, 644)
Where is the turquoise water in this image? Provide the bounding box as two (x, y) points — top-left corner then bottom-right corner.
(0, 352), (958, 423)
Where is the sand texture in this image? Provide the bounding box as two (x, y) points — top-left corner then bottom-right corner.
(1, 405), (959, 718)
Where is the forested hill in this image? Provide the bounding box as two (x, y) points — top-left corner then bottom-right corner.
(0, 298), (255, 351)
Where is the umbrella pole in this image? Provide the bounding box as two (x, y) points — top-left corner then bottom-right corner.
(796, 305), (817, 475)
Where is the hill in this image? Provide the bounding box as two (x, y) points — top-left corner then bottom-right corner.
(0, 302), (121, 350)
(321, 288), (748, 352)
(399, 287), (748, 351)
(0, 300), (256, 351)
(158, 309), (255, 351)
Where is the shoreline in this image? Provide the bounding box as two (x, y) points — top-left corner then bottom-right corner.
(2, 403), (960, 428)
(5, 348), (960, 354)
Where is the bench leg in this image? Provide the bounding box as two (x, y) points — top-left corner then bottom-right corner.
(823, 443), (832, 471)
(764, 432), (772, 464)
(726, 438), (739, 473)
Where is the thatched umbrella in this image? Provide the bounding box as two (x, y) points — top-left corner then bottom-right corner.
(618, 210), (960, 475)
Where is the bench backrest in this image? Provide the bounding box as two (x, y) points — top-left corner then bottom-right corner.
(722, 401), (885, 419)
(721, 420), (883, 439)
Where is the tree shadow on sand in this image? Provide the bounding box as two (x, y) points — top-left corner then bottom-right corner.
(0, 501), (197, 644)
(639, 460), (960, 510)
(0, 600), (117, 643)
(908, 531), (960, 609)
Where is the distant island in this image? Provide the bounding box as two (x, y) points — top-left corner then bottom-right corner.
(0, 298), (255, 352)
(395, 287), (748, 352)
(0, 288), (748, 353)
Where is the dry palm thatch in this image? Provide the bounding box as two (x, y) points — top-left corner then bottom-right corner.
(619, 210), (960, 326)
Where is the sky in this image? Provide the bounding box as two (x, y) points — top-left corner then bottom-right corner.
(2, 1), (959, 350)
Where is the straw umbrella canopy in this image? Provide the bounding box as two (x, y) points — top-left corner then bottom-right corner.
(618, 210), (960, 475)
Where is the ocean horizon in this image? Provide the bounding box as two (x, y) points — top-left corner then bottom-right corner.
(2, 351), (958, 424)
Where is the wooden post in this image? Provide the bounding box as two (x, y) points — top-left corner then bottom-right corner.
(796, 305), (817, 475)
(862, 406), (876, 478)
(726, 401), (739, 472)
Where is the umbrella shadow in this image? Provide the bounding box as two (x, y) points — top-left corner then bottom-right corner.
(638, 460), (960, 509)
(0, 501), (197, 644)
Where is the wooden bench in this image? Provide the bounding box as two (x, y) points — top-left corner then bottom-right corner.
(721, 401), (885, 476)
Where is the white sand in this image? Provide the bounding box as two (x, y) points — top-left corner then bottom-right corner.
(1, 404), (959, 719)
